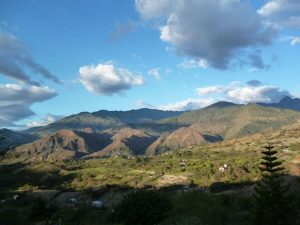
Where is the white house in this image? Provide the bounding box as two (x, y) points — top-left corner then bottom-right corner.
(92, 200), (103, 208)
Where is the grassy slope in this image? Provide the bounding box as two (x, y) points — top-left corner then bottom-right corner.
(160, 104), (300, 139)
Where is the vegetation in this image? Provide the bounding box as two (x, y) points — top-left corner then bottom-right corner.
(111, 191), (172, 225)
(0, 123), (300, 225)
(252, 145), (295, 225)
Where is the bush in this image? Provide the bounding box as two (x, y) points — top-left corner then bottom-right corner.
(111, 191), (172, 225)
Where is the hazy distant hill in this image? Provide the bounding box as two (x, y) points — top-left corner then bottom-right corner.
(26, 108), (184, 136)
(0, 129), (36, 152)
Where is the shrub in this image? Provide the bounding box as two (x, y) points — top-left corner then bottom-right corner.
(111, 191), (172, 225)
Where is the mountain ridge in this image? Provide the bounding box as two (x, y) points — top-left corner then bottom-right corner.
(5, 96), (300, 160)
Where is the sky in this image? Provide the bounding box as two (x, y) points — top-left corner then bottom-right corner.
(0, 0), (300, 128)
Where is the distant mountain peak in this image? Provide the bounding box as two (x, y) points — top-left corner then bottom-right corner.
(207, 101), (239, 108)
(279, 96), (293, 103)
(279, 96), (300, 104)
(256, 96), (300, 112)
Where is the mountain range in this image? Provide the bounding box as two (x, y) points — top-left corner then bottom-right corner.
(3, 96), (300, 161)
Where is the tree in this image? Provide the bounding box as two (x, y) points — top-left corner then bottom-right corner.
(111, 191), (172, 225)
(252, 145), (294, 225)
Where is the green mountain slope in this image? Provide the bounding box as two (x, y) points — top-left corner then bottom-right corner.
(160, 103), (300, 139)
(26, 108), (184, 136)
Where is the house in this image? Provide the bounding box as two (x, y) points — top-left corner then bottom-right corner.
(70, 198), (78, 203)
(218, 167), (225, 172)
(218, 163), (229, 172)
(12, 195), (19, 201)
(92, 200), (103, 208)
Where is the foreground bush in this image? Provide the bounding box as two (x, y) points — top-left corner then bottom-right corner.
(111, 191), (172, 225)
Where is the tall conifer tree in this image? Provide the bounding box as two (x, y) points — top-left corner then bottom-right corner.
(252, 145), (294, 225)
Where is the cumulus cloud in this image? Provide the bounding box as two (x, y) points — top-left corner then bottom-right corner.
(196, 85), (224, 96)
(79, 63), (144, 95)
(196, 81), (291, 104)
(0, 31), (61, 85)
(159, 81), (291, 111)
(26, 113), (63, 128)
(148, 68), (161, 79)
(258, 0), (300, 29)
(0, 84), (57, 127)
(136, 0), (275, 70)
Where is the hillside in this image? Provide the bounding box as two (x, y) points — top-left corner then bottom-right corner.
(13, 129), (112, 161)
(85, 128), (157, 158)
(0, 129), (36, 152)
(146, 124), (223, 155)
(12, 128), (157, 161)
(8, 102), (300, 161)
(160, 103), (300, 139)
(26, 108), (184, 136)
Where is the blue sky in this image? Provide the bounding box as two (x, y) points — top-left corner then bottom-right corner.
(0, 0), (300, 128)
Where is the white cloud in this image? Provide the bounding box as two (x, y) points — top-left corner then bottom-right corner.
(196, 85), (224, 95)
(135, 0), (178, 19)
(248, 67), (260, 73)
(196, 81), (291, 104)
(279, 35), (300, 46)
(26, 113), (63, 128)
(136, 0), (275, 70)
(158, 98), (217, 111)
(0, 84), (57, 126)
(258, 0), (300, 29)
(177, 59), (209, 69)
(79, 63), (144, 95)
(136, 100), (155, 108)
(290, 36), (300, 46)
(159, 81), (291, 111)
(148, 68), (161, 79)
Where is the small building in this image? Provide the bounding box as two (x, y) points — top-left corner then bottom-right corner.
(218, 167), (225, 172)
(92, 200), (103, 208)
(219, 163), (229, 172)
(70, 198), (78, 203)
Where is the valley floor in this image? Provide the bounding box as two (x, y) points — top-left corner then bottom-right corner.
(1, 123), (300, 225)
